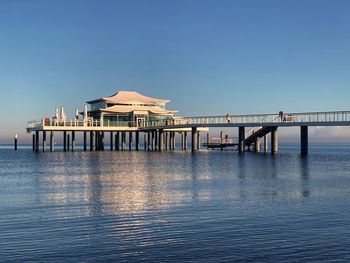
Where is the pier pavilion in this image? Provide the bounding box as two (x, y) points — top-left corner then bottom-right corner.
(27, 90), (208, 152)
(27, 90), (350, 154)
(86, 91), (178, 127)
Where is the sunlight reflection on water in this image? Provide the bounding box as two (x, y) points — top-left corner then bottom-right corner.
(1, 145), (350, 261)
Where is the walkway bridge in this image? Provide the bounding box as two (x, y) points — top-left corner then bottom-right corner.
(142, 111), (350, 154)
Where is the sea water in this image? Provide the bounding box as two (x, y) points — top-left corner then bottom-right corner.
(1, 144), (350, 262)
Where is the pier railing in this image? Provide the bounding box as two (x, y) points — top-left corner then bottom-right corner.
(203, 137), (237, 144)
(27, 111), (350, 132)
(27, 118), (137, 131)
(144, 111), (350, 128)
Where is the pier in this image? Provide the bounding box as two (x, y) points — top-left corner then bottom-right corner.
(27, 110), (350, 155)
(26, 91), (350, 155)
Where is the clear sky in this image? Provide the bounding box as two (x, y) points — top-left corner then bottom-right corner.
(1, 0), (350, 143)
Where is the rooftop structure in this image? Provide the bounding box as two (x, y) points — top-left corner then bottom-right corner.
(87, 91), (177, 127)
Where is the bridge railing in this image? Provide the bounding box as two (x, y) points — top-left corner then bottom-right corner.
(286, 111), (350, 123)
(145, 111), (350, 128)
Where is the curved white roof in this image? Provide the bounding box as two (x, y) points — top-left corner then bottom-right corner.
(87, 91), (170, 105)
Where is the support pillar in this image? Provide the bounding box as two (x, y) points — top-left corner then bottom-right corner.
(136, 131), (139, 151)
(42, 131), (46, 152)
(122, 132), (126, 151)
(95, 132), (98, 151)
(238, 127), (245, 153)
(129, 132), (133, 151)
(90, 131), (94, 151)
(165, 132), (168, 150)
(255, 137), (260, 153)
(50, 131), (54, 152)
(67, 134), (70, 151)
(84, 132), (87, 151)
(32, 134), (36, 152)
(264, 135), (268, 152)
(95, 131), (99, 151)
(14, 134), (18, 151)
(181, 133), (184, 150)
(196, 132), (200, 150)
(191, 127), (197, 152)
(271, 127), (278, 154)
(115, 132), (120, 151)
(168, 132), (172, 150)
(155, 131), (158, 150)
(35, 131), (39, 152)
(207, 133), (210, 150)
(172, 132), (176, 150)
(63, 131), (67, 152)
(158, 130), (164, 151)
(110, 132), (113, 151)
(144, 133), (147, 151)
(184, 132), (188, 150)
(71, 131), (75, 152)
(147, 132), (151, 151)
(151, 131), (155, 151)
(300, 126), (308, 155)
(101, 132), (104, 151)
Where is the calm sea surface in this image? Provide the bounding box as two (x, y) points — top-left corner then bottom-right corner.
(1, 144), (350, 262)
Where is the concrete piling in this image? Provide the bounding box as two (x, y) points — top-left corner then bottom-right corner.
(271, 127), (278, 154)
(35, 131), (39, 152)
(71, 131), (75, 152)
(158, 129), (164, 151)
(155, 131), (158, 150)
(238, 127), (245, 153)
(95, 131), (98, 150)
(206, 133), (210, 150)
(43, 131), (47, 152)
(191, 127), (197, 152)
(50, 131), (54, 152)
(264, 135), (268, 152)
(181, 133), (184, 150)
(36, 131), (39, 152)
(129, 132), (133, 151)
(115, 132), (120, 151)
(83, 132), (87, 151)
(196, 131), (200, 150)
(136, 131), (139, 151)
(151, 131), (155, 151)
(110, 132), (113, 151)
(147, 132), (151, 151)
(90, 131), (94, 151)
(173, 132), (176, 150)
(32, 134), (36, 152)
(255, 137), (260, 152)
(63, 131), (67, 152)
(122, 132), (126, 151)
(101, 132), (105, 151)
(14, 134), (18, 151)
(165, 132), (168, 150)
(300, 126), (308, 155)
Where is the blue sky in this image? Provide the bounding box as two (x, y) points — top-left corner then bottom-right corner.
(1, 0), (350, 143)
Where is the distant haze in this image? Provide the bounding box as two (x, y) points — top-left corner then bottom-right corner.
(1, 0), (350, 143)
